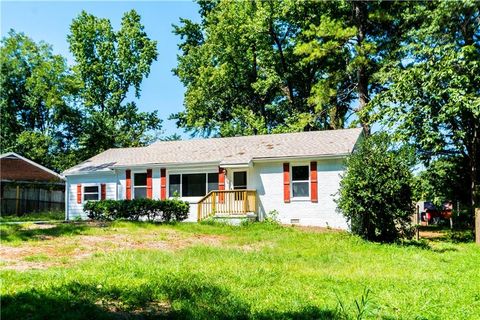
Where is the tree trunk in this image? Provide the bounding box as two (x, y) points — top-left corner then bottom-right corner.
(476, 208), (480, 245)
(462, 9), (480, 241)
(472, 118), (480, 243)
(269, 23), (295, 106)
(353, 1), (370, 135)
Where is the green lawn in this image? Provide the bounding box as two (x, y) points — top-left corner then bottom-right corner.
(0, 210), (64, 222)
(1, 222), (479, 319)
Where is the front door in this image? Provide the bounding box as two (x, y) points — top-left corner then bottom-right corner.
(233, 171), (247, 203)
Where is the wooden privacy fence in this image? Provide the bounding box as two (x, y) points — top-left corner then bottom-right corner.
(1, 183), (65, 215)
(197, 190), (257, 221)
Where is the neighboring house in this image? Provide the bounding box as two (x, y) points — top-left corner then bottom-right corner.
(63, 128), (363, 228)
(0, 152), (65, 215)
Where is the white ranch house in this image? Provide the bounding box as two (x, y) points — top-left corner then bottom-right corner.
(63, 128), (363, 228)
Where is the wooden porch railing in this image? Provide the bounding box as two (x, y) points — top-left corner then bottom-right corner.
(197, 190), (257, 221)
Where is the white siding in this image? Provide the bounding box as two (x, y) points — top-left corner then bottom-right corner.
(66, 172), (117, 220)
(251, 159), (348, 229)
(117, 169), (126, 200)
(152, 168), (161, 199)
(65, 159), (348, 228)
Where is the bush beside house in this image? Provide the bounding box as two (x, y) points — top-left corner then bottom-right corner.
(337, 133), (414, 243)
(84, 198), (189, 222)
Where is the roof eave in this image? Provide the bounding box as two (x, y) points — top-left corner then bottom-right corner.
(1, 152), (65, 181)
(63, 168), (115, 177)
(251, 153), (350, 163)
(111, 160), (221, 170)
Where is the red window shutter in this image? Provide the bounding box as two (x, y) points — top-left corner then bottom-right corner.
(218, 167), (226, 191)
(101, 184), (106, 200)
(160, 168), (166, 200)
(126, 170), (132, 200)
(283, 163), (290, 203)
(146, 169), (152, 199)
(77, 184), (82, 204)
(218, 167), (225, 203)
(310, 161), (318, 203)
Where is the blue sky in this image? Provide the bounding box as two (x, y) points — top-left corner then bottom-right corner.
(1, 0), (201, 138)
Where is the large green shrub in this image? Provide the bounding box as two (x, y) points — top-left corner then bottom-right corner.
(337, 133), (414, 242)
(83, 198), (189, 222)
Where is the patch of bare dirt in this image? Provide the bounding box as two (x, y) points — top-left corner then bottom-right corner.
(235, 241), (275, 252)
(21, 223), (57, 230)
(0, 230), (227, 271)
(95, 298), (172, 318)
(419, 230), (447, 240)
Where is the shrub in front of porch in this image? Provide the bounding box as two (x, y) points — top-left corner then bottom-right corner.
(83, 198), (189, 222)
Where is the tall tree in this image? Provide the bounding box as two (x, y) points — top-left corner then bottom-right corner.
(0, 30), (82, 170)
(174, 0), (407, 137)
(173, 0), (347, 137)
(68, 10), (161, 157)
(371, 1), (480, 213)
(296, 1), (408, 134)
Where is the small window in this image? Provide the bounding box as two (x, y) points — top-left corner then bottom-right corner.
(292, 165), (309, 198)
(134, 172), (147, 199)
(233, 171), (247, 190)
(84, 185), (99, 201)
(169, 174), (181, 197)
(182, 173), (206, 197)
(207, 173), (219, 192)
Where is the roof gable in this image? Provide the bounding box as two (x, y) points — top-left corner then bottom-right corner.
(0, 152), (64, 182)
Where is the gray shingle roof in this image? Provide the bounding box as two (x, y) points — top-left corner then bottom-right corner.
(63, 128), (363, 175)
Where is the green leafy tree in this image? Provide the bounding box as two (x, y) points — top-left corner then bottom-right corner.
(371, 1), (480, 213)
(173, 0), (350, 137)
(68, 10), (161, 157)
(337, 133), (414, 242)
(174, 1), (409, 137)
(160, 133), (182, 141)
(0, 30), (82, 170)
(295, 1), (408, 133)
(413, 156), (471, 208)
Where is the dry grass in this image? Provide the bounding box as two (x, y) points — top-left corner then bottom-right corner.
(0, 222), (226, 271)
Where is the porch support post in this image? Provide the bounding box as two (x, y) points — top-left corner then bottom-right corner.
(243, 190), (247, 214)
(15, 185), (20, 215)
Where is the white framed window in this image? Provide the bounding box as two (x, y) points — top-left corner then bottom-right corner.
(291, 165), (309, 198)
(133, 172), (148, 199)
(169, 174), (181, 197)
(168, 172), (218, 197)
(207, 173), (219, 193)
(83, 185), (100, 202)
(182, 173), (206, 197)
